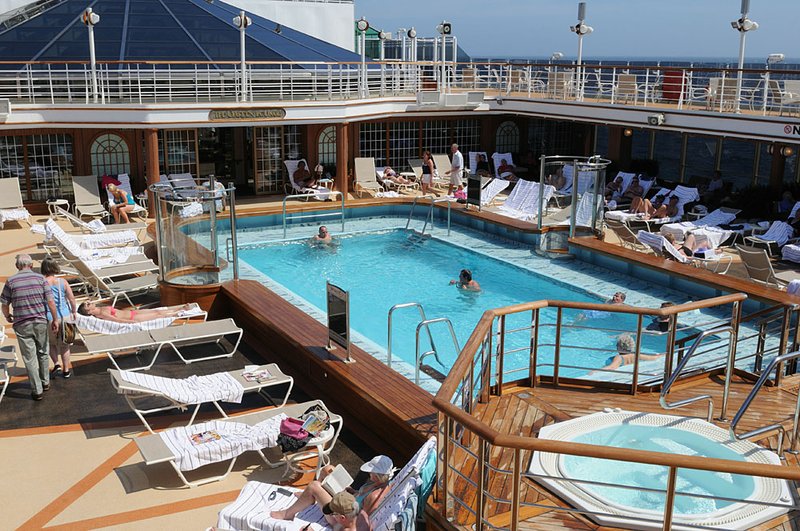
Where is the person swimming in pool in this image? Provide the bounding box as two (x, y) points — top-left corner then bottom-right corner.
(595, 333), (664, 373)
(450, 269), (480, 291)
(312, 225), (333, 244)
(575, 291), (626, 321)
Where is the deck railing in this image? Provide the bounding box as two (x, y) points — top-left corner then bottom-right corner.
(431, 294), (800, 530)
(2, 60), (799, 117)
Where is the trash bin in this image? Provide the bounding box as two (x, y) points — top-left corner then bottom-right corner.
(662, 69), (686, 102)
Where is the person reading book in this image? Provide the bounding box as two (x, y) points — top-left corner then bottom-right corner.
(270, 455), (395, 522)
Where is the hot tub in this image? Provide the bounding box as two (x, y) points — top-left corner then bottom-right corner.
(529, 410), (791, 530)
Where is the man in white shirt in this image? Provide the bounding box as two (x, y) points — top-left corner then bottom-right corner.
(445, 143), (464, 196)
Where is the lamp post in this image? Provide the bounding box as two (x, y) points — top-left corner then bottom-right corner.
(356, 17), (369, 98)
(762, 53), (784, 114)
(378, 30), (388, 96)
(730, 0), (758, 113)
(436, 21), (451, 92)
(569, 2), (593, 101)
(81, 8), (100, 103)
(407, 28), (417, 91)
(233, 11), (252, 102)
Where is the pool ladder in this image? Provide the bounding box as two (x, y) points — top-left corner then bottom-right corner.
(405, 195), (452, 237)
(387, 302), (461, 385)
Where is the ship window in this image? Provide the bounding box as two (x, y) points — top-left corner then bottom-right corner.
(389, 121), (419, 170)
(455, 119), (481, 158)
(359, 122), (387, 167)
(754, 143), (772, 186)
(90, 133), (131, 178)
(683, 135), (717, 184)
(594, 126), (609, 157)
(253, 125), (300, 194)
(0, 136), (25, 191)
(653, 131), (681, 180)
(495, 121), (519, 154)
(719, 138), (756, 190)
(423, 120), (450, 156)
(26, 133), (73, 201)
(160, 130), (197, 176)
(317, 126), (337, 176)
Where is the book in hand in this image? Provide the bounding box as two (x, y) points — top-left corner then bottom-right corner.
(321, 464), (354, 496)
(190, 430), (221, 445)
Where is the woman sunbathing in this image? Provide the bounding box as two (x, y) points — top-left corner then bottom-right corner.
(77, 301), (197, 323)
(630, 194), (679, 220)
(382, 167), (411, 185)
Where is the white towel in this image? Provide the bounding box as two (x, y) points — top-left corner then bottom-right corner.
(179, 202), (204, 218)
(30, 224), (46, 235)
(78, 230), (138, 249)
(0, 207), (30, 222)
(74, 313), (175, 334)
(87, 219), (107, 233)
(160, 415), (285, 471)
(217, 482), (327, 531)
(782, 244), (800, 264)
(120, 370), (245, 405)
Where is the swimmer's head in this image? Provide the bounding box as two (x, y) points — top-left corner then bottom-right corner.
(460, 269), (472, 282)
(318, 226), (328, 237)
(616, 334), (635, 354)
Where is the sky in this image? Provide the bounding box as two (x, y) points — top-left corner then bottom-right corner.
(354, 0), (799, 61)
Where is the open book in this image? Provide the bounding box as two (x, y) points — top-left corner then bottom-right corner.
(321, 464), (354, 496)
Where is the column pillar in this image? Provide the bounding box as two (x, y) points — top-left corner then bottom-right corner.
(608, 126), (632, 169)
(335, 122), (350, 200)
(145, 128), (160, 217)
(769, 143), (789, 191)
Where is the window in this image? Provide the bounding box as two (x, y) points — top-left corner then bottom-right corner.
(389, 122), (418, 170)
(454, 119), (481, 158)
(527, 119), (582, 159)
(161, 130), (197, 176)
(632, 130), (652, 160)
(254, 125), (300, 194)
(719, 138), (756, 190)
(26, 134), (73, 200)
(0, 135), (24, 180)
(683, 135), (717, 183)
(594, 125), (609, 157)
(359, 123), (387, 167)
(90, 133), (131, 177)
(653, 131), (682, 180)
(423, 120), (449, 155)
(317, 126), (337, 175)
(495, 121), (519, 154)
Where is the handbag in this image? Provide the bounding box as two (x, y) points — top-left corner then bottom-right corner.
(60, 321), (77, 345)
(278, 417), (310, 453)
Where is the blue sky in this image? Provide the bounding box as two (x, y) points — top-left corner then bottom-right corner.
(355, 0), (799, 60)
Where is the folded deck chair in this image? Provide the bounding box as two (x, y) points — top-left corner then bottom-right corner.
(498, 182), (556, 222)
(84, 318), (242, 371)
(136, 399), (342, 488)
(660, 207), (739, 241)
(109, 363), (294, 433)
(168, 173), (201, 200)
(432, 154), (457, 188)
(284, 159), (331, 201)
(744, 221), (797, 256)
(0, 177), (30, 229)
(353, 158), (384, 198)
(105, 173), (148, 220)
(217, 437), (437, 531)
(736, 244), (800, 288)
(481, 178), (511, 206)
(72, 175), (110, 221)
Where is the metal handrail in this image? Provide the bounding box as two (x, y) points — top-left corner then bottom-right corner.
(659, 325), (734, 421)
(387, 302), (437, 369)
(730, 350), (800, 457)
(405, 194), (435, 230)
(415, 317), (460, 385)
(404, 194), (451, 236)
(281, 190), (344, 239)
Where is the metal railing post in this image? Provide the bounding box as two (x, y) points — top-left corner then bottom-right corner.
(631, 314), (643, 395)
(662, 466), (677, 531)
(475, 439), (487, 531)
(229, 186), (239, 280)
(721, 300), (742, 420)
(553, 307), (562, 385)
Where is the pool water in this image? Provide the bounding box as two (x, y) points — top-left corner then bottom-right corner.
(562, 424), (754, 514)
(238, 229), (697, 380)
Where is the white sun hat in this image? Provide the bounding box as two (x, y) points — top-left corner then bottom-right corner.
(360, 455), (396, 477)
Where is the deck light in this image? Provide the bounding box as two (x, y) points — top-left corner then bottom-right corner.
(731, 0), (758, 113)
(356, 18), (369, 97)
(407, 28), (417, 39)
(233, 11), (252, 102)
(82, 8), (100, 103)
(550, 52), (564, 62)
(435, 22), (452, 91)
(782, 146), (795, 158)
(356, 17), (369, 32)
(623, 128), (633, 137)
(569, 2), (592, 101)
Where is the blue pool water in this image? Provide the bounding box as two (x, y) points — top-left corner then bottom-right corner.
(562, 425), (754, 514)
(238, 229), (698, 380)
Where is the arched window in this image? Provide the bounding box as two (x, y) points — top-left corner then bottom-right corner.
(90, 133), (130, 176)
(495, 121), (520, 154)
(317, 126), (337, 175)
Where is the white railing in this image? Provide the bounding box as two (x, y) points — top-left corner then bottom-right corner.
(2, 60), (799, 116)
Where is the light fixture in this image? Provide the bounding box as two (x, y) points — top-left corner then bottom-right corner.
(495, 95), (503, 106)
(356, 17), (369, 32)
(569, 2), (592, 101)
(782, 146), (795, 157)
(550, 51), (564, 61)
(81, 7), (100, 25)
(233, 13), (251, 28)
(82, 8), (100, 103)
(436, 21), (452, 35)
(274, 23), (281, 34)
(233, 11), (251, 102)
(623, 128), (633, 137)
(767, 53), (785, 65)
(378, 30), (389, 40)
(407, 27), (417, 39)
(731, 0), (758, 112)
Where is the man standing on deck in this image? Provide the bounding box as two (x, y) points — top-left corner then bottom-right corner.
(1, 254), (59, 401)
(445, 143), (464, 196)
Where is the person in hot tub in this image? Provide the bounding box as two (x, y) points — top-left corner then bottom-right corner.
(596, 334), (664, 372)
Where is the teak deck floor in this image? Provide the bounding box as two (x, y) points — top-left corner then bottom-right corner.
(440, 375), (800, 530)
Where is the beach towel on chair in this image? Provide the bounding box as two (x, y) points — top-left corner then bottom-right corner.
(119, 370), (245, 405)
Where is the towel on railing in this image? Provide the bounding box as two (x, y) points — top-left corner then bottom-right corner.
(159, 415), (284, 471)
(119, 370), (245, 405)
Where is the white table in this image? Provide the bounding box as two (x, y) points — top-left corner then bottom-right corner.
(46, 198), (69, 219)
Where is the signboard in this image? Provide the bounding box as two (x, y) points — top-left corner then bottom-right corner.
(326, 281), (352, 362)
(466, 174), (482, 210)
(209, 108), (286, 121)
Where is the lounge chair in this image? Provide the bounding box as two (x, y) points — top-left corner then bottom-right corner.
(216, 437), (437, 531)
(0, 177), (30, 229)
(82, 318), (242, 371)
(639, 230), (733, 273)
(736, 244), (800, 288)
(605, 219), (650, 252)
(353, 158), (384, 198)
(135, 399), (342, 488)
(45, 218), (140, 249)
(432, 154), (458, 188)
(560, 193), (604, 228)
(71, 175), (110, 221)
(284, 159), (331, 201)
(481, 178), (510, 206)
(74, 303), (206, 336)
(168, 173), (201, 200)
(782, 244), (800, 264)
(744, 221), (797, 256)
(498, 181), (556, 222)
(490, 152), (516, 180)
(468, 151), (489, 176)
(660, 207), (739, 242)
(0, 328), (17, 405)
(105, 173), (148, 220)
(109, 364), (294, 433)
(55, 206), (146, 234)
(407, 158), (424, 182)
(376, 167), (418, 194)
(552, 163), (600, 207)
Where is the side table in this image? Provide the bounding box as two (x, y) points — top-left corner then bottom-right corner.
(46, 198), (70, 219)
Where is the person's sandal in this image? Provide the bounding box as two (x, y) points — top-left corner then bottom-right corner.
(51, 364), (61, 375)
(63, 370), (72, 379)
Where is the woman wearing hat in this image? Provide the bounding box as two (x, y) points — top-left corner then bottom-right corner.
(271, 455), (395, 522)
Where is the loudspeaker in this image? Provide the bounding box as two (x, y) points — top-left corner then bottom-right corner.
(647, 114), (665, 126)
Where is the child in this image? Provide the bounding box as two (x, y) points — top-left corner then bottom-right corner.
(453, 184), (467, 200)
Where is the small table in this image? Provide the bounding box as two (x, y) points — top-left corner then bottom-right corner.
(318, 178), (334, 190)
(46, 198), (69, 219)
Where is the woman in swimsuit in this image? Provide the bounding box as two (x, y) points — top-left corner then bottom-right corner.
(271, 455), (394, 522)
(421, 150), (436, 196)
(77, 301), (196, 323)
(107, 183), (136, 224)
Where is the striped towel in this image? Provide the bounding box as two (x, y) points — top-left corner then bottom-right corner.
(74, 314), (174, 334)
(218, 482), (328, 531)
(159, 415), (284, 471)
(78, 230), (138, 249)
(0, 207), (30, 222)
(783, 244), (800, 264)
(119, 370), (245, 404)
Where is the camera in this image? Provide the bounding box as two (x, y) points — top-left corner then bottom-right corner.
(647, 114), (665, 126)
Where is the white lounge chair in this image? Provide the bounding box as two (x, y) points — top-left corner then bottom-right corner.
(498, 181), (556, 222)
(468, 151), (489, 176)
(745, 221), (797, 256)
(83, 318), (242, 371)
(481, 178), (511, 206)
(71, 175), (110, 221)
(73, 303), (206, 336)
(353, 158), (384, 198)
(45, 218), (140, 250)
(490, 152), (516, 180)
(0, 177), (30, 229)
(737, 244), (800, 288)
(135, 400), (342, 488)
(284, 159), (331, 201)
(376, 167), (418, 194)
(660, 207), (739, 242)
(217, 437), (437, 531)
(55, 206), (146, 235)
(105, 173), (148, 220)
(432, 154), (458, 188)
(109, 364), (294, 433)
(0, 328), (17, 405)
(638, 230), (732, 273)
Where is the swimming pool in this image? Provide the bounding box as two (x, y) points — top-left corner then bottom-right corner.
(221, 214), (748, 390)
(530, 410), (791, 530)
